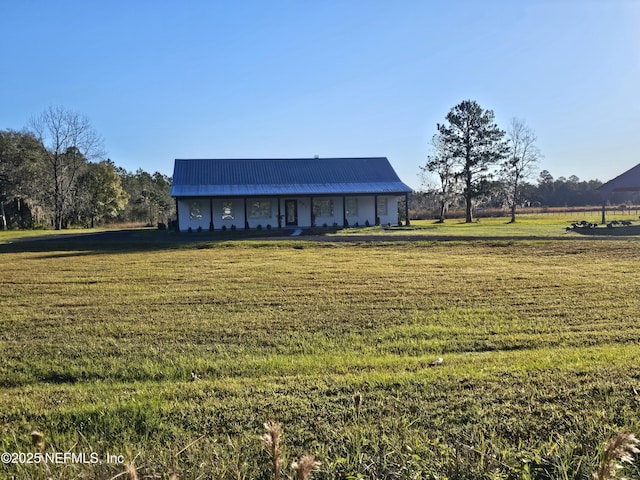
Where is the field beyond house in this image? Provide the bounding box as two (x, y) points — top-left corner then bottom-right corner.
(1, 217), (640, 479)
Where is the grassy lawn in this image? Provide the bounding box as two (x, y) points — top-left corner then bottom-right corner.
(334, 211), (640, 238)
(1, 223), (640, 479)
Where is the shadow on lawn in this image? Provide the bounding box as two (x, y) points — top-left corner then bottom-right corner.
(0, 229), (265, 256)
(3, 225), (639, 257)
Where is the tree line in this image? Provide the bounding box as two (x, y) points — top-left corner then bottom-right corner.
(2, 103), (633, 230)
(409, 172), (636, 220)
(418, 99), (634, 222)
(0, 107), (173, 230)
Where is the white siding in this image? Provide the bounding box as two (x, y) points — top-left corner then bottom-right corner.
(378, 196), (400, 226)
(214, 198), (245, 230)
(177, 199), (210, 231)
(313, 197), (342, 227)
(245, 199), (278, 229)
(177, 195), (402, 231)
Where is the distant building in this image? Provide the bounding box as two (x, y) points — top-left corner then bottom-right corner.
(170, 157), (412, 232)
(598, 162), (640, 223)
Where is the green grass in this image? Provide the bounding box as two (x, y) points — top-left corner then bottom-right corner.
(1, 226), (640, 479)
(333, 212), (640, 238)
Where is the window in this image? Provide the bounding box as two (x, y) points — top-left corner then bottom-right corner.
(313, 199), (333, 218)
(346, 198), (358, 217)
(377, 197), (388, 216)
(248, 200), (272, 219)
(221, 201), (234, 220)
(189, 201), (203, 220)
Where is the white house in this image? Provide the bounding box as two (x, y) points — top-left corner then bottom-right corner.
(170, 157), (412, 232)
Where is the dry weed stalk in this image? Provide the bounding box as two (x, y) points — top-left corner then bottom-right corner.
(593, 432), (640, 480)
(353, 391), (362, 420)
(30, 430), (52, 479)
(262, 422), (283, 480)
(31, 430), (44, 453)
(126, 462), (139, 480)
(353, 392), (362, 408)
(109, 462), (140, 480)
(291, 454), (320, 480)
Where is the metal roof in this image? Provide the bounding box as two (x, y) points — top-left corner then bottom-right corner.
(170, 158), (413, 197)
(598, 162), (640, 199)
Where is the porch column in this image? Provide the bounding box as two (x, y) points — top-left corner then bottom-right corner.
(342, 195), (348, 227)
(209, 198), (214, 231)
(405, 193), (411, 226)
(243, 198), (249, 230)
(174, 198), (180, 231)
(374, 195), (379, 226)
(310, 196), (314, 227)
(277, 197), (282, 229)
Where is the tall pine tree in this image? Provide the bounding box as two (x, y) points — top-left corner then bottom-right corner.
(437, 100), (508, 222)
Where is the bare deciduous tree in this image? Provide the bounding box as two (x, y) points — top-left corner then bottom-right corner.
(501, 118), (541, 223)
(29, 106), (105, 229)
(420, 133), (459, 222)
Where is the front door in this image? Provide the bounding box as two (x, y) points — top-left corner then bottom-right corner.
(285, 200), (298, 226)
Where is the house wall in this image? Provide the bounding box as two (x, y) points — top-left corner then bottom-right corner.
(245, 198), (279, 229)
(303, 195), (400, 228)
(335, 195), (399, 227)
(378, 196), (400, 226)
(177, 198), (211, 231)
(176, 195), (401, 231)
(312, 197), (342, 227)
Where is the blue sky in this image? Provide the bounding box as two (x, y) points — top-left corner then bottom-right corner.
(2, 0), (639, 190)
